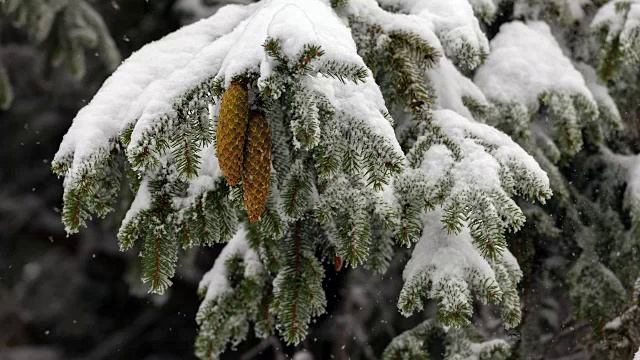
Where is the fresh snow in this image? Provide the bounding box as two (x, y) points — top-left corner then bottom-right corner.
(219, 0), (364, 87)
(418, 144), (455, 189)
(198, 226), (263, 307)
(474, 21), (595, 108)
(307, 74), (403, 155)
(173, 140), (223, 210)
(402, 208), (506, 300)
(576, 63), (622, 122)
(433, 109), (550, 192)
(54, 4), (254, 179)
(344, 0), (442, 52)
(121, 179), (151, 227)
(426, 56), (489, 121)
(377, 0), (489, 67)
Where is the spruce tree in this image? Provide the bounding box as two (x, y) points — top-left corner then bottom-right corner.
(50, 0), (640, 358)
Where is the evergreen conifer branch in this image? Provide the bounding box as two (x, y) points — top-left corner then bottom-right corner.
(272, 221), (327, 345)
(48, 0), (614, 358)
(195, 228), (267, 359)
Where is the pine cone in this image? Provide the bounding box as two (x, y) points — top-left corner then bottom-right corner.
(217, 80), (249, 186)
(243, 111), (271, 222)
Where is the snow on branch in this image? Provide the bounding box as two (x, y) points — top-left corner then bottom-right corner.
(376, 0), (490, 69)
(53, 4), (253, 183)
(341, 0), (443, 50)
(49, 0), (563, 356)
(576, 63), (624, 136)
(396, 109), (551, 248)
(398, 208), (523, 328)
(426, 57), (492, 122)
(394, 108), (550, 327)
(474, 21), (599, 158)
(592, 0), (640, 69)
(195, 227), (267, 359)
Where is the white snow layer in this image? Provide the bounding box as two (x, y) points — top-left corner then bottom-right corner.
(307, 74), (403, 155)
(121, 178), (151, 228)
(219, 0), (364, 87)
(426, 57), (489, 120)
(377, 0), (489, 66)
(403, 208), (501, 295)
(474, 21), (595, 108)
(198, 226), (263, 308)
(54, 4), (254, 177)
(432, 109), (550, 192)
(344, 0), (442, 51)
(635, 347), (640, 360)
(575, 63), (622, 121)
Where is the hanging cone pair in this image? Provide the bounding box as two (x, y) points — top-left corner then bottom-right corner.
(216, 80), (271, 222)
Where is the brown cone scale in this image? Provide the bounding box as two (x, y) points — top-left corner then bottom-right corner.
(217, 81), (249, 186)
(243, 111), (271, 222)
